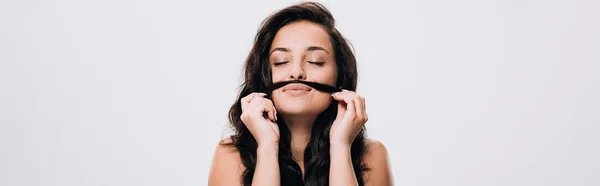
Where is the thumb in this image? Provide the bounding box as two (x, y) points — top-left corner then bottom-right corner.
(333, 94), (346, 119)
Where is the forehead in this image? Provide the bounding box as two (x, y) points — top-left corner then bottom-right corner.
(270, 20), (333, 52)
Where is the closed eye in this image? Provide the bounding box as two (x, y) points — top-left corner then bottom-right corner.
(308, 61), (325, 66)
(273, 61), (289, 66)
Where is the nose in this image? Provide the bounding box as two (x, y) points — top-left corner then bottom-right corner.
(289, 61), (306, 80)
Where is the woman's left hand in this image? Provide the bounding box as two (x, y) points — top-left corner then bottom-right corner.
(330, 90), (368, 146)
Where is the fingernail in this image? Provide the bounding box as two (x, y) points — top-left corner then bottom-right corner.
(331, 92), (339, 96)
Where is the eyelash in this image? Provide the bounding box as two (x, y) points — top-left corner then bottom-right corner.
(308, 61), (325, 66)
(273, 61), (289, 66)
(273, 61), (325, 66)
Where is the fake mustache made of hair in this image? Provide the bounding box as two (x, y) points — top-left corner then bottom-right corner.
(263, 80), (342, 94)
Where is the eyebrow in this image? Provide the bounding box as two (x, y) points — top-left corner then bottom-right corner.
(269, 46), (330, 56)
(307, 46), (330, 54)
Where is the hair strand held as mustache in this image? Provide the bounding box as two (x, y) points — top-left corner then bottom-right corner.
(263, 80), (342, 94)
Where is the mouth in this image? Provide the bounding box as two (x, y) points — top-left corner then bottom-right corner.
(283, 83), (312, 91)
(263, 80), (341, 95)
(282, 83), (312, 96)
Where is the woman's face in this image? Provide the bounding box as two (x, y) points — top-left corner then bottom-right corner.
(269, 20), (337, 117)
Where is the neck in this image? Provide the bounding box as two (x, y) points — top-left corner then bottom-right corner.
(281, 114), (317, 162)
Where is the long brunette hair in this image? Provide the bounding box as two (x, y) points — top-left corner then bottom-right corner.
(225, 2), (368, 185)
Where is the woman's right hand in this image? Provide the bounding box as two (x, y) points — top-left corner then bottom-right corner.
(240, 92), (280, 147)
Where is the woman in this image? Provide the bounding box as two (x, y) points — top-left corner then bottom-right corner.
(208, 2), (392, 186)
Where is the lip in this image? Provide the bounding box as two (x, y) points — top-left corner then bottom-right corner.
(282, 83), (312, 92)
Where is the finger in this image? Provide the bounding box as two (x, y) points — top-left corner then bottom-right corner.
(241, 92), (266, 103)
(273, 105), (278, 122)
(362, 96), (366, 112)
(362, 96), (368, 122)
(331, 91), (351, 102)
(263, 103), (275, 122)
(265, 102), (276, 122)
(262, 99), (276, 122)
(333, 91), (357, 121)
(241, 92), (266, 110)
(248, 95), (266, 115)
(344, 96), (357, 123)
(332, 92), (346, 118)
(336, 100), (346, 119)
(248, 94), (262, 106)
(253, 97), (275, 122)
(354, 95), (365, 123)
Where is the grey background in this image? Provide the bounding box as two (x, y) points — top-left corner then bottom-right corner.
(1, 0), (599, 185)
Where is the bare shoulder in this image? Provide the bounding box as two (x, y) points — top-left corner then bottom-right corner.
(364, 139), (389, 158)
(208, 138), (245, 186)
(214, 138), (241, 158)
(363, 139), (394, 186)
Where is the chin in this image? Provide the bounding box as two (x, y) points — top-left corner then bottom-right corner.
(276, 101), (330, 116)
(273, 92), (332, 115)
(277, 105), (314, 116)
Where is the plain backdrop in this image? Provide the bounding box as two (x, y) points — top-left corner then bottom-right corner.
(1, 0), (599, 185)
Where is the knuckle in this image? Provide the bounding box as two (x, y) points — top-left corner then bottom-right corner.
(258, 100), (267, 107)
(241, 96), (252, 102)
(243, 92), (261, 100)
(250, 96), (261, 103)
(357, 115), (364, 121)
(348, 112), (356, 118)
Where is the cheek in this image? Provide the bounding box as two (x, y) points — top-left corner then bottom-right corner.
(321, 66), (338, 86)
(271, 68), (287, 82)
(311, 93), (334, 114)
(329, 70), (338, 85)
